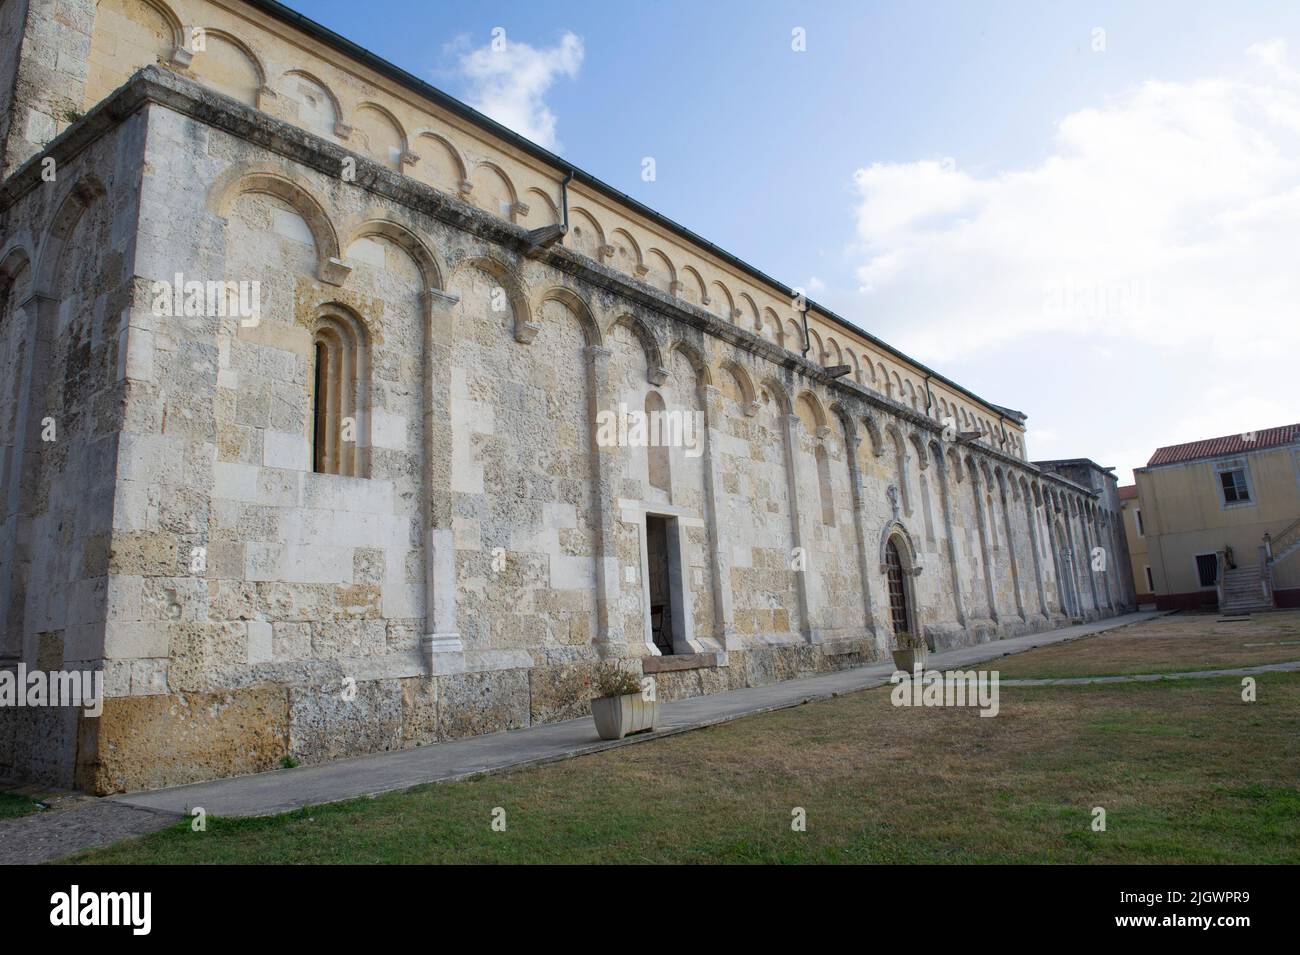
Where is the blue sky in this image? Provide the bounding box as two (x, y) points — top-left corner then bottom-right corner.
(291, 1), (1300, 482)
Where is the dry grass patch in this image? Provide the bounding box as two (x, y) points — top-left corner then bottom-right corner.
(70, 669), (1300, 864)
(991, 611), (1300, 679)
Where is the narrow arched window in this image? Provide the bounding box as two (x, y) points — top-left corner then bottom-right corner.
(311, 307), (369, 477)
(816, 445), (835, 526)
(645, 391), (671, 494)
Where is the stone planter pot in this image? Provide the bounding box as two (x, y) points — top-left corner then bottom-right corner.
(891, 647), (927, 673)
(591, 692), (660, 740)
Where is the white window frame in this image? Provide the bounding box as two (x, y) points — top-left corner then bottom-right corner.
(1134, 507), (1144, 537)
(1144, 565), (1154, 591)
(1213, 457), (1256, 509)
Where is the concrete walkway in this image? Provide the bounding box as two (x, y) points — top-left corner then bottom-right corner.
(113, 611), (1163, 819)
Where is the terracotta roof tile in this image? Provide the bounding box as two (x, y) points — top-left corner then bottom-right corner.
(1118, 485), (1138, 500)
(1147, 424), (1300, 467)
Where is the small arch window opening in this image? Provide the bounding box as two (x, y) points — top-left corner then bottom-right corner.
(311, 308), (369, 477)
(645, 391), (671, 494)
(816, 445), (835, 526)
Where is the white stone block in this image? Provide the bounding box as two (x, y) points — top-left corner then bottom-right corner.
(281, 544), (353, 584)
(263, 430), (310, 471)
(247, 620), (273, 664)
(370, 408), (408, 450)
(272, 207), (315, 245)
(213, 461), (261, 502)
(105, 623), (169, 660)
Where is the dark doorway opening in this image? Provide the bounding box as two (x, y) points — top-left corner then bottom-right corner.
(885, 537), (910, 635)
(646, 515), (677, 654)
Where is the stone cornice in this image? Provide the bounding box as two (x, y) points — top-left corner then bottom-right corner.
(0, 66), (1088, 498)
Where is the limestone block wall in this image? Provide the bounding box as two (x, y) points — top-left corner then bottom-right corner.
(1, 0), (1031, 462)
(0, 66), (1135, 793)
(0, 104), (146, 786)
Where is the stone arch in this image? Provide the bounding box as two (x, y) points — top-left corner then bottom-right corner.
(859, 414), (885, 457)
(567, 206), (605, 259)
(412, 130), (468, 194)
(450, 254), (532, 342)
(806, 327), (824, 364)
(645, 389), (672, 495)
(192, 27), (266, 107)
(351, 101), (408, 169)
(35, 176), (107, 297)
(538, 286), (602, 348)
(709, 281), (735, 322)
(310, 302), (371, 477)
(523, 188), (560, 226)
(785, 318), (804, 352)
(830, 402), (856, 442)
(667, 339), (711, 387)
(340, 214), (445, 290)
(794, 390), (826, 433)
(738, 293), (761, 333)
(608, 228), (642, 274)
(881, 524), (922, 643)
(845, 348), (862, 383)
(279, 69), (343, 138)
(644, 248), (675, 294)
(877, 362), (890, 395)
(88, 0), (185, 107)
(718, 358), (759, 416)
(0, 242), (35, 300)
(679, 265), (706, 305)
(886, 423), (914, 517)
(759, 376), (793, 415)
(609, 313), (665, 383)
(824, 336), (843, 367)
(762, 307), (781, 344)
(469, 162), (519, 219)
(908, 431), (930, 470)
(879, 521), (922, 575)
(207, 165), (342, 282)
(130, 0), (186, 50)
(946, 446), (965, 483)
(858, 353), (877, 389)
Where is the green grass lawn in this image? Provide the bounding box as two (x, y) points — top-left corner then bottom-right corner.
(0, 792), (42, 820)
(69, 669), (1300, 864)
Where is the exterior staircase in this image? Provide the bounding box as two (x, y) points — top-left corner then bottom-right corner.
(1265, 518), (1300, 570)
(1219, 565), (1272, 614)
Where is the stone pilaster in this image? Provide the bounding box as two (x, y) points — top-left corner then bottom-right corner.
(698, 384), (738, 652)
(421, 287), (463, 673)
(585, 345), (625, 657)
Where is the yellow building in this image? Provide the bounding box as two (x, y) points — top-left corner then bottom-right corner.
(1134, 425), (1300, 612)
(1118, 485), (1154, 606)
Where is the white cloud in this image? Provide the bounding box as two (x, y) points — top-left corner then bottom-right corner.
(455, 31), (584, 151)
(849, 41), (1300, 366)
(844, 41), (1300, 478)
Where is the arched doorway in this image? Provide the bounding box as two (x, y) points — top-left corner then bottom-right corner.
(885, 537), (911, 636)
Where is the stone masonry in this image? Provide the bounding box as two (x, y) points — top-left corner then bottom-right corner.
(0, 1), (1136, 793)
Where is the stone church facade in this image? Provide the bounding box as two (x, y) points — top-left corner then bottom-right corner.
(0, 0), (1135, 793)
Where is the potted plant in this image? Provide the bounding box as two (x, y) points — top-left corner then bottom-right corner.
(891, 630), (927, 673)
(590, 667), (659, 740)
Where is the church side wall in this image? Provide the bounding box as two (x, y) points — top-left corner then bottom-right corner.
(19, 75), (1126, 794)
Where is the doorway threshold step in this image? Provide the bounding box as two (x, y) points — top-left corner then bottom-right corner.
(642, 652), (721, 673)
